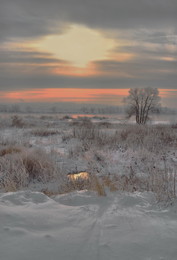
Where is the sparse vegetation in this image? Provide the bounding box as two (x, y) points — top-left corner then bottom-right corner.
(0, 146), (22, 156)
(0, 112), (176, 203)
(11, 115), (25, 128)
(31, 128), (59, 136)
(0, 148), (59, 191)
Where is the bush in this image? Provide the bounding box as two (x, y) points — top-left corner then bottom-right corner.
(58, 173), (106, 196)
(0, 146), (22, 156)
(0, 154), (28, 191)
(31, 128), (59, 137)
(0, 148), (58, 191)
(72, 125), (110, 149)
(11, 115), (25, 128)
(62, 115), (73, 120)
(72, 117), (93, 127)
(22, 149), (57, 181)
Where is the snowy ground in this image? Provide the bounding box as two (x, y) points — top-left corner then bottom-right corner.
(0, 190), (177, 260)
(0, 113), (177, 260)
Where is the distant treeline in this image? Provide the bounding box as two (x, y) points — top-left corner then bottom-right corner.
(0, 103), (124, 114)
(0, 103), (176, 115)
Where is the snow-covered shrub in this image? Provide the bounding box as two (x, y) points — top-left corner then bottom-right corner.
(11, 115), (26, 128)
(22, 149), (57, 181)
(95, 168), (176, 202)
(73, 125), (112, 149)
(90, 175), (106, 196)
(0, 115), (12, 128)
(0, 154), (28, 191)
(31, 128), (59, 137)
(143, 126), (177, 153)
(58, 173), (106, 196)
(0, 146), (22, 156)
(148, 168), (177, 202)
(0, 114), (176, 202)
(97, 121), (112, 128)
(61, 115), (73, 120)
(0, 148), (59, 191)
(71, 117), (93, 128)
(0, 131), (30, 147)
(62, 132), (73, 142)
(73, 126), (99, 140)
(115, 124), (177, 153)
(68, 144), (86, 158)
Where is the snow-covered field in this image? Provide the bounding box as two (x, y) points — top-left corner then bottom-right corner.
(0, 113), (177, 259)
(1, 190), (177, 260)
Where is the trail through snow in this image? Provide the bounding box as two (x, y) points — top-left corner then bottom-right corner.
(0, 191), (177, 260)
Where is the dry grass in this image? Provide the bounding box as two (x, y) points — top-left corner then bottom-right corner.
(59, 176), (91, 193)
(0, 154), (29, 191)
(0, 148), (59, 191)
(148, 169), (177, 202)
(117, 124), (177, 152)
(0, 116), (177, 203)
(102, 176), (118, 192)
(99, 170), (177, 202)
(0, 146), (22, 156)
(62, 115), (73, 120)
(68, 123), (177, 202)
(90, 175), (106, 196)
(31, 128), (59, 136)
(11, 115), (26, 128)
(97, 121), (112, 128)
(0, 135), (30, 147)
(72, 123), (177, 153)
(53, 173), (106, 196)
(22, 149), (57, 181)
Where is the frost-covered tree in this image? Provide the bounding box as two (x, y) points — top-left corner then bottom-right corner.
(125, 87), (161, 124)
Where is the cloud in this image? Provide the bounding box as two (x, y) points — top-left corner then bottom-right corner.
(1, 0), (177, 43)
(0, 0), (177, 99)
(95, 57), (177, 76)
(0, 70), (176, 91)
(0, 49), (66, 64)
(0, 0), (67, 42)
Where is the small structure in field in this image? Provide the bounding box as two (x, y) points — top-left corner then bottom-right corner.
(67, 171), (90, 181)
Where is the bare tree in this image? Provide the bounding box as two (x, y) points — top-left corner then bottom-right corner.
(125, 87), (161, 124)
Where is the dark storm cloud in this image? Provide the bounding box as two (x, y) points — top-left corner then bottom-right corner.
(0, 0), (177, 42)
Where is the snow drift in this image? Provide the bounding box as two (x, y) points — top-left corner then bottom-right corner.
(0, 191), (177, 260)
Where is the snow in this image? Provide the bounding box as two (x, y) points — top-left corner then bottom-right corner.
(1, 113), (177, 259)
(1, 190), (177, 260)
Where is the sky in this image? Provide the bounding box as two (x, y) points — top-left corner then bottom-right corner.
(0, 0), (177, 107)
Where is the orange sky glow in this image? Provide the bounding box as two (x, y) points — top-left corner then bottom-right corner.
(51, 63), (99, 77)
(1, 89), (129, 104)
(0, 89), (176, 106)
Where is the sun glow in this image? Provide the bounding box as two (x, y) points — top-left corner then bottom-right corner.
(35, 24), (116, 68)
(51, 63), (99, 77)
